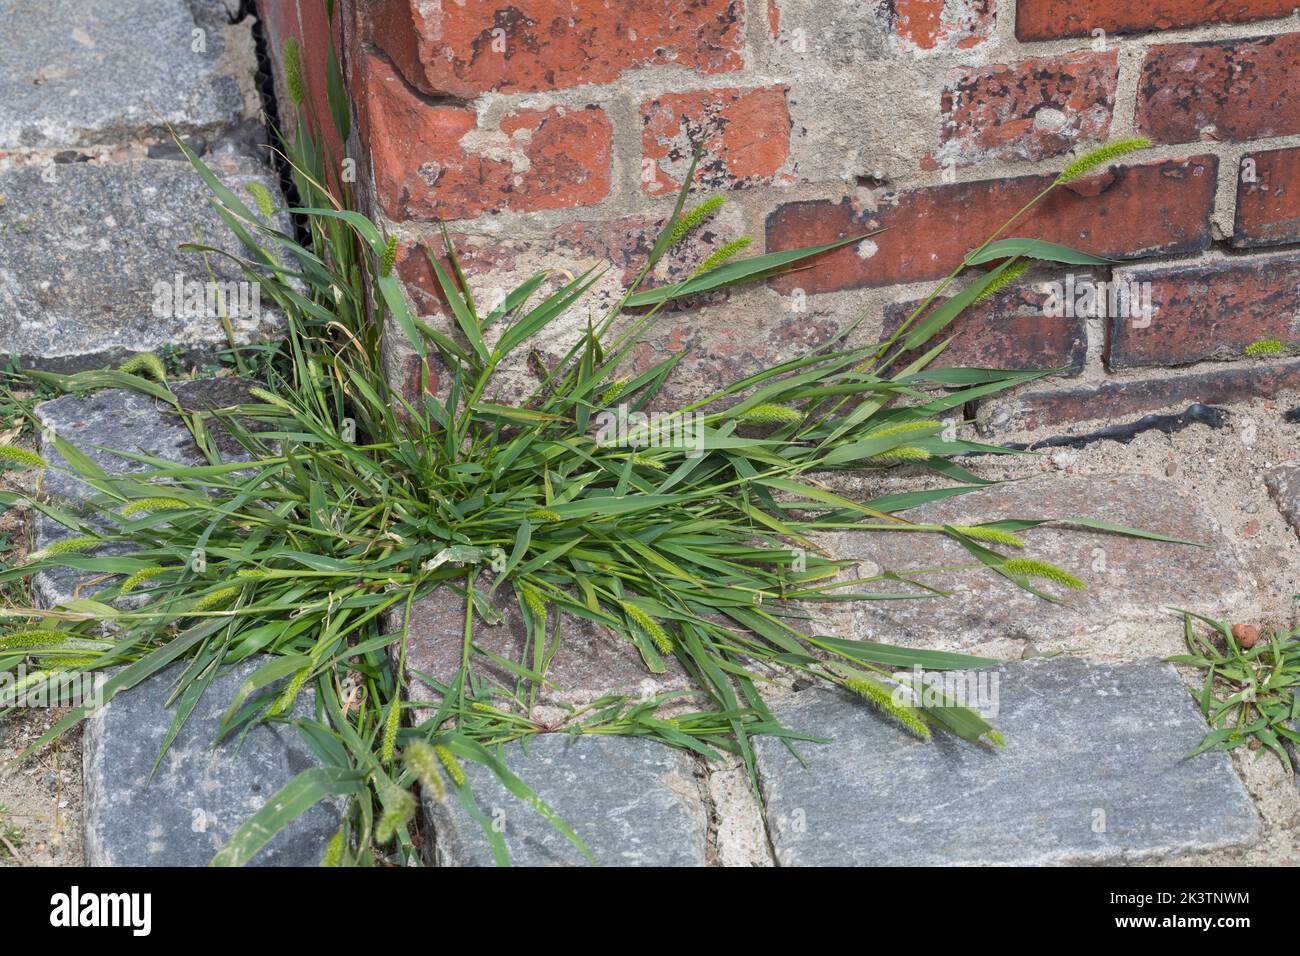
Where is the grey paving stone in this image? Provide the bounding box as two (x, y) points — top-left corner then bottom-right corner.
(837, 475), (1254, 649)
(83, 656), (339, 866)
(0, 158), (285, 371)
(395, 585), (690, 719)
(1264, 464), (1300, 538)
(755, 657), (1259, 866)
(425, 734), (707, 866)
(0, 0), (244, 148)
(33, 378), (259, 608)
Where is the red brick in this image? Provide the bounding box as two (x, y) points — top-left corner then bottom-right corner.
(640, 86), (793, 197)
(995, 362), (1300, 430)
(1016, 0), (1300, 40)
(1136, 34), (1300, 145)
(767, 0), (781, 38)
(1234, 147), (1300, 248)
(882, 279), (1088, 373)
(941, 51), (1119, 166)
(893, 0), (994, 51)
(765, 155), (1218, 294)
(359, 54), (612, 222)
(1107, 255), (1300, 369)
(367, 0), (745, 97)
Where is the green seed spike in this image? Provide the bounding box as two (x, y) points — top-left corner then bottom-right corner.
(843, 676), (931, 740)
(271, 667), (310, 717)
(121, 497), (191, 517)
(374, 786), (416, 844)
(621, 601), (672, 654)
(247, 386), (296, 411)
(1002, 558), (1086, 590)
(190, 586), (240, 612)
(244, 181), (276, 219)
(519, 584), (548, 623)
(118, 352), (167, 383)
(283, 39), (303, 108)
(973, 259), (1032, 304)
(0, 445), (47, 470)
(526, 508), (562, 523)
(668, 195), (724, 246)
(737, 403), (803, 426)
(0, 630), (69, 651)
(321, 829), (344, 867)
(24, 535), (102, 564)
(120, 565), (175, 594)
(381, 699), (401, 763)
(404, 741), (447, 802)
(380, 235), (398, 277)
(597, 378), (628, 406)
(1055, 137), (1153, 185)
(863, 419), (942, 439)
(1245, 338), (1283, 357)
(434, 744), (466, 787)
(952, 526), (1026, 548)
(692, 236), (752, 277)
(869, 446), (931, 463)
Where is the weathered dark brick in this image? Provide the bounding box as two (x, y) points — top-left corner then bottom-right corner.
(1234, 146), (1300, 248)
(1108, 254), (1300, 369)
(940, 51), (1119, 166)
(882, 278), (1088, 373)
(1136, 34), (1300, 144)
(641, 86), (793, 196)
(992, 361), (1300, 429)
(766, 156), (1218, 294)
(1016, 0), (1300, 40)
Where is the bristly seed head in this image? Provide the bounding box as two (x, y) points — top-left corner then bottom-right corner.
(25, 535), (102, 564)
(403, 741), (447, 802)
(244, 181), (276, 220)
(737, 403), (803, 426)
(121, 497), (192, 517)
(973, 259), (1033, 304)
(843, 675), (931, 740)
(952, 526), (1026, 548)
(1002, 558), (1086, 590)
(1055, 137), (1152, 185)
(434, 744), (467, 787)
(668, 195), (724, 246)
(380, 235), (398, 277)
(283, 39), (303, 108)
(0, 445), (47, 471)
(120, 565), (175, 594)
(621, 601), (672, 654)
(118, 353), (168, 383)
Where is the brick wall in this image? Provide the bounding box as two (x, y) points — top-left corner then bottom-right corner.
(264, 0), (1300, 434)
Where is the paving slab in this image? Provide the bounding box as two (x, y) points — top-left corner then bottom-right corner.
(83, 656), (339, 866)
(395, 584), (690, 718)
(33, 378), (259, 608)
(0, 158), (285, 371)
(0, 0), (245, 148)
(838, 475), (1253, 649)
(1264, 464), (1300, 538)
(425, 734), (707, 867)
(754, 657), (1259, 866)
